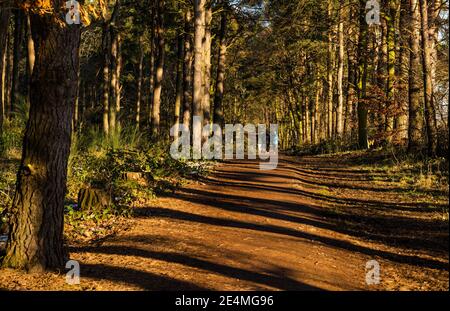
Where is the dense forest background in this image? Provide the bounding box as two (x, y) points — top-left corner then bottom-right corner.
(0, 0), (448, 274)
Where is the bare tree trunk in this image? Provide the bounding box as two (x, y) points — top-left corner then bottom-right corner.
(182, 9), (193, 128)
(173, 29), (184, 139)
(151, 0), (165, 137)
(2, 3), (81, 271)
(102, 24), (111, 135)
(109, 31), (118, 135)
(114, 33), (122, 130)
(148, 5), (156, 126)
(213, 9), (227, 127)
(193, 0), (206, 120)
(136, 36), (144, 129)
(419, 0), (438, 156)
(336, 3), (345, 137)
(327, 2), (334, 139)
(357, 0), (369, 149)
(10, 10), (23, 117)
(408, 0), (424, 152)
(0, 1), (11, 136)
(395, 0), (409, 143)
(202, 3), (212, 124)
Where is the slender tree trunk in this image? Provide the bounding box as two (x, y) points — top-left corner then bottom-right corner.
(10, 10), (23, 117)
(102, 23), (111, 135)
(182, 9), (193, 128)
(148, 5), (156, 126)
(25, 14), (34, 75)
(357, 0), (369, 149)
(3, 4), (81, 271)
(202, 3), (212, 124)
(109, 31), (118, 135)
(114, 33), (122, 130)
(327, 1), (334, 139)
(408, 0), (424, 152)
(385, 0), (398, 141)
(336, 3), (345, 137)
(173, 29), (184, 139)
(419, 0), (438, 156)
(151, 0), (165, 137)
(136, 37), (144, 129)
(193, 0), (206, 120)
(395, 0), (409, 143)
(0, 1), (11, 136)
(213, 10), (227, 127)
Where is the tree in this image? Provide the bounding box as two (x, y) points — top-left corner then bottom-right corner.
(151, 0), (165, 137)
(408, 0), (424, 152)
(213, 8), (227, 127)
(419, 0), (438, 156)
(2, 1), (82, 271)
(0, 0), (11, 136)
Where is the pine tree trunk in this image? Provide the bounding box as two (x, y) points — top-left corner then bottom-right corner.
(213, 10), (227, 127)
(102, 23), (110, 135)
(173, 29), (184, 139)
(419, 0), (438, 156)
(11, 10), (23, 117)
(357, 0), (369, 149)
(0, 1), (11, 136)
(336, 3), (345, 138)
(2, 5), (81, 271)
(151, 0), (165, 137)
(202, 4), (212, 124)
(326, 2), (334, 139)
(182, 9), (193, 128)
(136, 37), (144, 129)
(408, 0), (424, 152)
(193, 0), (206, 120)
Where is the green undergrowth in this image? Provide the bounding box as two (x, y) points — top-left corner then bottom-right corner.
(0, 123), (214, 244)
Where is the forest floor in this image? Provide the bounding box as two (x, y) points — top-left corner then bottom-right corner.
(0, 153), (448, 290)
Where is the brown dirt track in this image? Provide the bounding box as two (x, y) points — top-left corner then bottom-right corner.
(0, 154), (448, 290)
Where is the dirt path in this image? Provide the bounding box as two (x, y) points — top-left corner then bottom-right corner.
(1, 155), (448, 290)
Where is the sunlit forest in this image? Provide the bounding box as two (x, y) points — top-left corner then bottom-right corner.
(0, 0), (448, 291)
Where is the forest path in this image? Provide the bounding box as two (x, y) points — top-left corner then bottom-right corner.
(1, 154), (448, 290)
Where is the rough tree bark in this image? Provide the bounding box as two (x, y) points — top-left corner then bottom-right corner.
(357, 0), (369, 149)
(2, 2), (81, 271)
(151, 0), (165, 137)
(193, 0), (206, 120)
(182, 9), (193, 128)
(408, 0), (424, 152)
(419, 0), (438, 156)
(336, 2), (344, 138)
(10, 9), (23, 117)
(0, 1), (11, 136)
(213, 9), (227, 127)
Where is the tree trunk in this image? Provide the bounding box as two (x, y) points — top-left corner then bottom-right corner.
(151, 0), (165, 137)
(193, 0), (206, 120)
(326, 1), (334, 139)
(182, 9), (193, 128)
(0, 1), (11, 136)
(395, 0), (409, 143)
(3, 4), (81, 271)
(419, 0), (438, 156)
(102, 23), (110, 135)
(173, 29), (184, 139)
(357, 0), (369, 149)
(408, 0), (424, 152)
(114, 32), (122, 131)
(136, 37), (144, 129)
(213, 10), (227, 127)
(336, 3), (345, 138)
(202, 3), (212, 124)
(11, 10), (23, 117)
